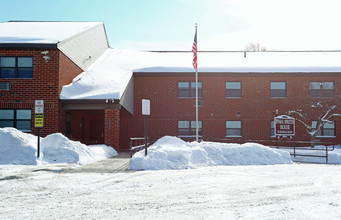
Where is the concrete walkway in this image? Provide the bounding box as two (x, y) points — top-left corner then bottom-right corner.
(63, 152), (133, 174)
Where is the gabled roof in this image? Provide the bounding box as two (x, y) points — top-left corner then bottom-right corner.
(0, 21), (103, 46)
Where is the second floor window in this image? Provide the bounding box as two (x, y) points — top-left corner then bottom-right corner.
(0, 57), (33, 79)
(270, 82), (286, 98)
(178, 82), (202, 98)
(226, 82), (241, 98)
(310, 82), (334, 98)
(178, 120), (202, 137)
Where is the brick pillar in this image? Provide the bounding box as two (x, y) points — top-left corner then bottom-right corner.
(104, 109), (120, 151)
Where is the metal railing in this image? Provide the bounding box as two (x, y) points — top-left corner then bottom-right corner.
(129, 137), (150, 157)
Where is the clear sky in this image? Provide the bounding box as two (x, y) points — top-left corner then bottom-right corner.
(1, 0), (341, 51)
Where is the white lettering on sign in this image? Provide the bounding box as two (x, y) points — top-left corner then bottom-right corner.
(35, 100), (44, 114)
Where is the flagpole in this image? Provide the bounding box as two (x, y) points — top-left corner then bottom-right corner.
(195, 23), (199, 142)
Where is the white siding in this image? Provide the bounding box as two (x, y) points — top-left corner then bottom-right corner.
(57, 23), (109, 70)
(120, 77), (134, 114)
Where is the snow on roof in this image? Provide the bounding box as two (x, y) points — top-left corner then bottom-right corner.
(60, 49), (341, 100)
(0, 21), (102, 44)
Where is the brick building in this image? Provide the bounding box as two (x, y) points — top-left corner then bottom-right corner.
(0, 21), (120, 148)
(1, 21), (341, 150)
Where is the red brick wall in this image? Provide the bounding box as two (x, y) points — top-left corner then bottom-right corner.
(120, 73), (341, 148)
(0, 48), (83, 137)
(104, 109), (120, 150)
(57, 52), (83, 134)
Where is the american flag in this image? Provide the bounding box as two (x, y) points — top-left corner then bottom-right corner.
(192, 28), (197, 69)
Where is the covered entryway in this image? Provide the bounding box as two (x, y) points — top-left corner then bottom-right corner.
(65, 110), (104, 145)
(61, 99), (121, 150)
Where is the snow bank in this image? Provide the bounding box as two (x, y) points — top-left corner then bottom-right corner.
(130, 136), (292, 170)
(0, 128), (38, 165)
(0, 128), (117, 165)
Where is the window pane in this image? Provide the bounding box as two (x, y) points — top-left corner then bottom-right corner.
(18, 69), (33, 78)
(0, 57), (15, 67)
(310, 82), (321, 90)
(191, 82), (202, 89)
(1, 68), (16, 78)
(178, 121), (189, 128)
(178, 88), (190, 98)
(18, 57), (33, 67)
(324, 129), (334, 136)
(226, 128), (241, 136)
(226, 82), (241, 89)
(0, 110), (14, 119)
(271, 82), (285, 89)
(271, 90), (286, 98)
(226, 90), (241, 98)
(17, 110), (31, 119)
(0, 121), (14, 128)
(226, 121), (241, 128)
(16, 121), (31, 130)
(324, 122), (334, 129)
(312, 121), (317, 128)
(322, 82), (333, 89)
(178, 82), (189, 88)
(191, 121), (202, 128)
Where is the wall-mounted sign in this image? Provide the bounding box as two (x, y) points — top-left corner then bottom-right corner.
(142, 99), (150, 116)
(274, 115), (295, 136)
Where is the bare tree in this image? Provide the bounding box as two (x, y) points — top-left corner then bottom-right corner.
(287, 100), (340, 141)
(245, 42), (266, 51)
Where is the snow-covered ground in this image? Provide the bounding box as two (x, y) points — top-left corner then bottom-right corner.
(1, 163), (341, 219)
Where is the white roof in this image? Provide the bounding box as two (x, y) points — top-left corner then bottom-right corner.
(60, 49), (341, 100)
(0, 21), (102, 44)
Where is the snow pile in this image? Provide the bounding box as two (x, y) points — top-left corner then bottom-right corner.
(130, 136), (292, 170)
(0, 128), (117, 165)
(0, 128), (38, 165)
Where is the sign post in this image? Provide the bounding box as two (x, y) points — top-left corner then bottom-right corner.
(142, 99), (150, 156)
(274, 115), (295, 138)
(35, 100), (44, 158)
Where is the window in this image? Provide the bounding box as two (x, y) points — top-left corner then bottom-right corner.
(178, 82), (202, 98)
(178, 120), (202, 137)
(270, 82), (286, 98)
(271, 121), (275, 136)
(312, 121), (335, 137)
(310, 82), (334, 98)
(0, 109), (32, 131)
(226, 82), (241, 98)
(226, 121), (242, 137)
(0, 57), (33, 78)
